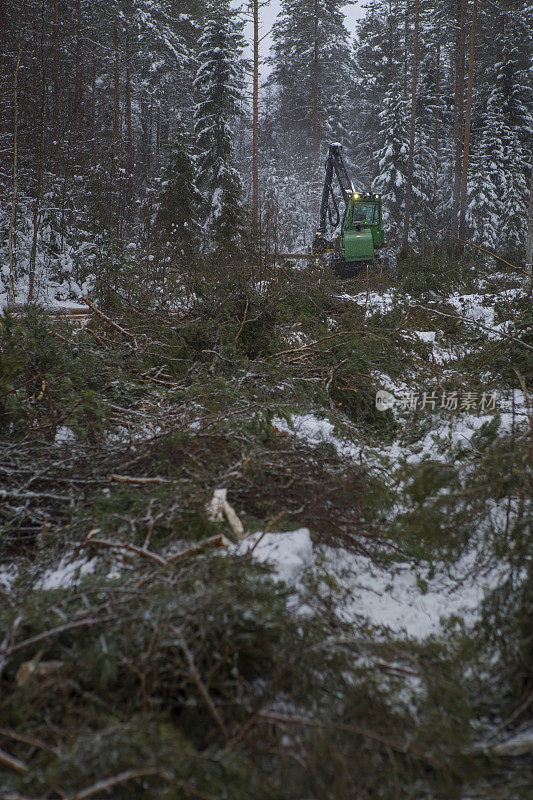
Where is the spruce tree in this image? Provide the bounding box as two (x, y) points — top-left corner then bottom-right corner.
(193, 0), (246, 240)
(372, 84), (409, 239)
(465, 74), (505, 249)
(347, 1), (385, 185)
(498, 44), (532, 255)
(466, 21), (532, 254)
(267, 0), (353, 173)
(155, 136), (203, 270)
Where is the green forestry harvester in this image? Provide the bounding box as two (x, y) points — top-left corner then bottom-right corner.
(312, 143), (394, 277)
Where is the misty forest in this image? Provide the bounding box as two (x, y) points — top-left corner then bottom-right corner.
(0, 0), (532, 798)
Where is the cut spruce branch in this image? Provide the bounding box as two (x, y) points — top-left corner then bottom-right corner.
(82, 536), (170, 568)
(70, 770), (217, 800)
(411, 304), (533, 353)
(71, 768), (171, 800)
(81, 297), (136, 341)
(175, 630), (230, 744)
(109, 474), (170, 485)
(81, 534), (231, 569)
(256, 712), (445, 770)
(274, 329), (363, 358)
(1, 617), (111, 660)
(418, 224), (530, 278)
(0, 727), (60, 757)
(167, 535), (231, 563)
(0, 747), (28, 775)
(249, 510), (287, 555)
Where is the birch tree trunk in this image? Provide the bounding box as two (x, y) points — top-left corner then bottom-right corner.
(402, 0), (419, 250)
(459, 0), (478, 240)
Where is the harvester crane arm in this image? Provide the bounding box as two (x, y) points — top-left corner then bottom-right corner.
(317, 144), (357, 236)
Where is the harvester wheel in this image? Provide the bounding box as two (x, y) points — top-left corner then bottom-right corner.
(333, 257), (367, 278)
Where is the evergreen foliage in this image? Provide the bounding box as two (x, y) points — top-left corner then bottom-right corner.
(155, 136), (203, 268)
(193, 0), (247, 226)
(266, 0), (353, 170)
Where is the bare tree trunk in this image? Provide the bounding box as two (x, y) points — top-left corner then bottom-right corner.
(125, 37), (134, 174)
(402, 0), (419, 250)
(370, 85), (375, 180)
(113, 22), (121, 173)
(433, 44), (440, 255)
(28, 11), (47, 303)
(312, 0), (319, 216)
(252, 0), (259, 230)
(53, 0), (59, 128)
(74, 0), (82, 126)
(452, 0), (467, 232)
(8, 43), (22, 304)
(459, 0), (478, 240)
(0, 0), (9, 199)
(526, 163), (533, 276)
(403, 0), (409, 101)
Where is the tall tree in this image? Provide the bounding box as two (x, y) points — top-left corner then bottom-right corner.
(458, 0), (478, 239)
(155, 135), (203, 271)
(252, 0), (260, 227)
(452, 0), (468, 232)
(267, 0), (353, 182)
(372, 82), (409, 238)
(193, 0), (246, 233)
(526, 163), (533, 275)
(402, 0), (420, 249)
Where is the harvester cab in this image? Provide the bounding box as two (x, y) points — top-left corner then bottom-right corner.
(312, 144), (392, 277)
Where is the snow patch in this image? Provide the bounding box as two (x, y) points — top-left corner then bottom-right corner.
(413, 330), (436, 343)
(0, 565), (18, 593)
(274, 413), (361, 460)
(234, 525), (502, 639)
(39, 554), (97, 591)
(236, 528), (314, 586)
(448, 293), (495, 326)
(321, 547), (504, 639)
(336, 290), (395, 314)
(54, 426), (77, 444)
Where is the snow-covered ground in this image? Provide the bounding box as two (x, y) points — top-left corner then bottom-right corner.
(0, 564), (18, 593)
(266, 280), (529, 640)
(5, 280), (528, 671)
(38, 554), (98, 591)
(233, 527), (504, 639)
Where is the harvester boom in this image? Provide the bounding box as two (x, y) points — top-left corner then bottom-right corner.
(317, 144), (359, 234)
